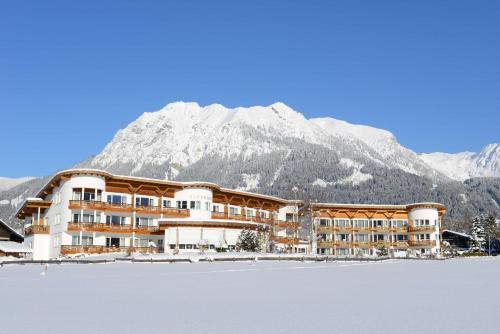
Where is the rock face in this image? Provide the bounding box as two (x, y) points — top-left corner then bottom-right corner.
(1, 102), (499, 231)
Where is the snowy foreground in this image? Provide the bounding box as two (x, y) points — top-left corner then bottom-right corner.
(1, 257), (499, 334)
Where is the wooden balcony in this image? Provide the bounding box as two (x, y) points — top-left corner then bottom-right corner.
(351, 242), (372, 248)
(316, 226), (334, 233)
(67, 222), (162, 235)
(371, 226), (392, 232)
(409, 240), (436, 247)
(270, 236), (300, 245)
(161, 207), (190, 218)
(391, 227), (408, 233)
(316, 241), (351, 248)
(273, 220), (299, 229)
(69, 200), (190, 217)
(408, 226), (436, 233)
(372, 241), (392, 248)
(135, 205), (161, 215)
(210, 212), (274, 225)
(352, 227), (372, 232)
(69, 200), (132, 213)
(60, 245), (161, 255)
(392, 241), (410, 248)
(24, 225), (50, 236)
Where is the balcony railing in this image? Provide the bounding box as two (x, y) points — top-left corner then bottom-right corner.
(60, 245), (161, 255)
(273, 220), (299, 229)
(392, 241), (410, 248)
(67, 222), (161, 234)
(270, 236), (300, 245)
(161, 207), (190, 218)
(408, 226), (436, 233)
(210, 212), (279, 226)
(24, 225), (50, 235)
(69, 200), (190, 218)
(409, 240), (436, 247)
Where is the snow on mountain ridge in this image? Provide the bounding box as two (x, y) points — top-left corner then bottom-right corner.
(89, 101), (486, 181)
(420, 143), (500, 181)
(0, 177), (35, 192)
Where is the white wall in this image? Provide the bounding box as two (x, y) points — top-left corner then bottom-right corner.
(174, 187), (213, 220)
(408, 207), (441, 253)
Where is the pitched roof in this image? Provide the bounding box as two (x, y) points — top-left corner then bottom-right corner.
(0, 218), (24, 241)
(0, 241), (32, 253)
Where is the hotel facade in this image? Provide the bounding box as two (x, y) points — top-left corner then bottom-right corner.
(311, 202), (445, 256)
(16, 170), (302, 260)
(15, 169), (445, 260)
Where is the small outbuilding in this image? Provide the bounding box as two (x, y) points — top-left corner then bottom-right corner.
(0, 218), (31, 257)
(442, 229), (473, 250)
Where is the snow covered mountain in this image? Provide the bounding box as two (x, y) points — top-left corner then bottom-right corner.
(0, 177), (35, 192)
(420, 144), (500, 181)
(89, 101), (442, 180)
(1, 101), (499, 230)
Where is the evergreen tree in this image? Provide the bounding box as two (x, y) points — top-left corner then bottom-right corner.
(483, 214), (497, 254)
(471, 215), (486, 251)
(236, 230), (260, 252)
(377, 245), (388, 257)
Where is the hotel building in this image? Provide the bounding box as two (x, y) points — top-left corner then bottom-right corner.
(15, 169), (302, 260)
(311, 202), (446, 256)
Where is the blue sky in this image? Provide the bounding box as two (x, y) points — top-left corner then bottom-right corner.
(1, 0), (498, 177)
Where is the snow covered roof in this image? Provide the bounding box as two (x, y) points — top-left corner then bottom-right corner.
(0, 218), (24, 240)
(442, 229), (473, 239)
(0, 241), (32, 253)
(311, 202), (445, 210)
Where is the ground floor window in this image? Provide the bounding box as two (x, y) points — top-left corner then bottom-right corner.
(82, 236), (93, 246)
(106, 237), (124, 247)
(336, 248), (350, 256)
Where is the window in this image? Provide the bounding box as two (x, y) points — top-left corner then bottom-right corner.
(106, 215), (126, 225)
(136, 197), (154, 207)
(73, 213), (100, 223)
(334, 219), (350, 228)
(107, 195), (127, 205)
(177, 201), (188, 209)
(355, 234), (369, 242)
(205, 201), (210, 211)
(53, 234), (61, 247)
(106, 237), (125, 247)
(72, 235), (80, 245)
(163, 199), (172, 208)
(72, 190), (82, 201)
(229, 207), (238, 216)
(319, 219), (329, 226)
(372, 219), (388, 228)
(136, 217), (155, 227)
(395, 234), (408, 241)
(189, 201), (201, 210)
(81, 236), (93, 246)
(392, 220), (408, 228)
(335, 234), (350, 242)
(212, 205), (220, 212)
(260, 211), (268, 219)
(246, 209), (255, 217)
(353, 219), (369, 228)
(415, 219), (433, 226)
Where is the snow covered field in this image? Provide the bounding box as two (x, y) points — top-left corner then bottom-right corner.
(1, 257), (499, 334)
